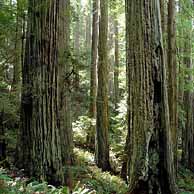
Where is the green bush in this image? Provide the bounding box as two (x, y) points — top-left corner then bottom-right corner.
(0, 168), (95, 194)
(73, 116), (95, 145)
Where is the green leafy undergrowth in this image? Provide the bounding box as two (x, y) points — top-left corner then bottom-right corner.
(178, 166), (194, 194)
(73, 116), (95, 146)
(1, 148), (127, 194)
(74, 148), (128, 194)
(0, 168), (94, 194)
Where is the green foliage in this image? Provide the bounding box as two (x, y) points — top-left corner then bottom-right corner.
(0, 83), (18, 121)
(74, 148), (128, 194)
(110, 96), (127, 163)
(0, 79), (19, 153)
(84, 168), (128, 194)
(178, 166), (194, 193)
(73, 116), (95, 145)
(0, 168), (95, 194)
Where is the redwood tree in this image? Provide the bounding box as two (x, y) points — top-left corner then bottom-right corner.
(167, 0), (178, 172)
(126, 0), (177, 193)
(87, 0), (99, 148)
(96, 0), (110, 171)
(18, 0), (73, 185)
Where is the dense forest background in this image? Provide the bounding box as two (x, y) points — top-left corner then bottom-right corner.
(0, 0), (194, 193)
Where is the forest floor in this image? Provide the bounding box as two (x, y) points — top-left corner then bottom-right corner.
(0, 148), (194, 194)
(178, 166), (194, 194)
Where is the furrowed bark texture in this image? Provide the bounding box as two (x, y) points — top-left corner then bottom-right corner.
(19, 0), (73, 185)
(87, 0), (99, 148)
(167, 0), (178, 172)
(96, 0), (110, 171)
(126, 0), (177, 193)
(160, 0), (165, 33)
(120, 133), (129, 182)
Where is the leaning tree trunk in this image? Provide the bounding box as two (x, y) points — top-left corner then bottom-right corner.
(126, 0), (177, 193)
(96, 0), (110, 171)
(87, 0), (99, 149)
(18, 0), (73, 185)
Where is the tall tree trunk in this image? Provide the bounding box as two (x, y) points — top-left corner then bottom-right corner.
(160, 0), (166, 36)
(59, 0), (73, 187)
(181, 29), (194, 170)
(14, 0), (26, 166)
(167, 0), (178, 173)
(87, 0), (99, 149)
(120, 133), (129, 182)
(96, 0), (110, 171)
(85, 0), (92, 65)
(18, 0), (73, 185)
(181, 0), (194, 171)
(114, 18), (119, 110)
(108, 16), (114, 99)
(74, 0), (80, 86)
(12, 0), (26, 93)
(126, 0), (177, 193)
(73, 0), (81, 119)
(12, 4), (21, 91)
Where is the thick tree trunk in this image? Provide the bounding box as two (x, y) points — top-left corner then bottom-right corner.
(126, 0), (177, 193)
(18, 0), (73, 185)
(87, 0), (99, 149)
(167, 0), (178, 173)
(96, 0), (111, 171)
